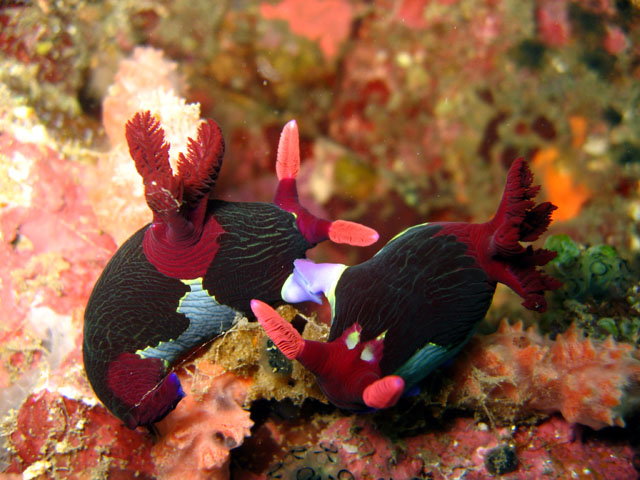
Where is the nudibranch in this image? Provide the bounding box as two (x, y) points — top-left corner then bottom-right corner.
(83, 111), (378, 429)
(251, 158), (561, 411)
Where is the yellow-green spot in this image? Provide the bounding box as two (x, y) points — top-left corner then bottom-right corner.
(360, 345), (374, 362)
(346, 330), (360, 350)
(325, 264), (348, 318)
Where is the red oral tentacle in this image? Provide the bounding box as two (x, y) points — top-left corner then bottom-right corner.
(250, 299), (304, 359)
(363, 375), (405, 409)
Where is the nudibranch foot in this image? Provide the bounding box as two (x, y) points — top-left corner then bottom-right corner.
(273, 120), (379, 247)
(281, 259), (346, 305)
(106, 353), (185, 429)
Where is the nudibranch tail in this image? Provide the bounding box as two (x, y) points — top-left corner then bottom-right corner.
(362, 375), (405, 409)
(250, 299), (304, 359)
(106, 352), (185, 429)
(272, 120), (379, 247)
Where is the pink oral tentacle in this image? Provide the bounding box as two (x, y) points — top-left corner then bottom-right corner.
(362, 375), (405, 409)
(250, 299), (304, 359)
(276, 119), (300, 181)
(329, 220), (380, 246)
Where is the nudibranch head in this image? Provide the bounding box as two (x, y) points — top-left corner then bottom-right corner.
(273, 119), (379, 248)
(250, 300), (405, 411)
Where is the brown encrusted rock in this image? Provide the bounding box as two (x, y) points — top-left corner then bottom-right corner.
(205, 306), (329, 406)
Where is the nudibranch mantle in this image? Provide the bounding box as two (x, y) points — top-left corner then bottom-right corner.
(135, 277), (240, 367)
(253, 158), (561, 412)
(83, 113), (378, 429)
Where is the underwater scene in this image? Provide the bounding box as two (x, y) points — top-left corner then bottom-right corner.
(2, 0), (640, 478)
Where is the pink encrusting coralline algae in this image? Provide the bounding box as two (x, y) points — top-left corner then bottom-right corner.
(152, 363), (254, 480)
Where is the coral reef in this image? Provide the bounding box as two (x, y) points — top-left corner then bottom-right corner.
(541, 234), (640, 344)
(207, 308), (329, 406)
(236, 412), (638, 478)
(545, 234), (633, 302)
(4, 389), (155, 478)
(441, 320), (640, 430)
(1, 0), (640, 478)
(0, 127), (115, 430)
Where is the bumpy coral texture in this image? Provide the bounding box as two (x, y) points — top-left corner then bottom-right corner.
(6, 389), (155, 478)
(152, 361), (253, 480)
(102, 46), (189, 147)
(444, 320), (640, 429)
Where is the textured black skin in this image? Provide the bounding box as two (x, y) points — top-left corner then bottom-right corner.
(83, 226), (189, 423)
(83, 200), (311, 426)
(204, 200), (313, 313)
(330, 224), (495, 376)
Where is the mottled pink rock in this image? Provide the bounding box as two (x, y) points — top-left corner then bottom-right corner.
(537, 0), (571, 47)
(260, 0), (354, 59)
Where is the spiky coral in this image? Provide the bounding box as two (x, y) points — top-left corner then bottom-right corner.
(442, 320), (640, 429)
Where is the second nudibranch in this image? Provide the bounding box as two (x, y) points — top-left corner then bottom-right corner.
(252, 158), (561, 411)
(83, 112), (378, 429)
